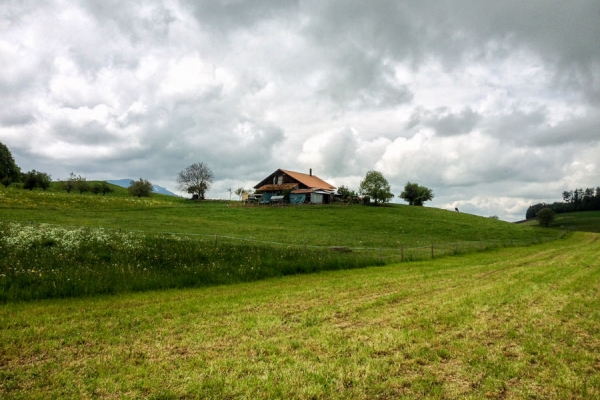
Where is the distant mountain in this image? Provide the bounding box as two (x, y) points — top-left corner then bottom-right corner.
(106, 179), (177, 196)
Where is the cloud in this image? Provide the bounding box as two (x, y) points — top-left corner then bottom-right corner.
(407, 107), (480, 137)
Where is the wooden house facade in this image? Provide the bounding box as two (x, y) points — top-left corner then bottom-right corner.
(254, 169), (336, 204)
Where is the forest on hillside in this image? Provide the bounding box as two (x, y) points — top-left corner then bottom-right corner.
(526, 187), (600, 219)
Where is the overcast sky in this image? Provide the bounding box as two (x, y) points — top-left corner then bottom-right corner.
(1, 1), (599, 221)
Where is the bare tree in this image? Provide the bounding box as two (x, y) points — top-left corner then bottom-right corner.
(177, 162), (214, 200)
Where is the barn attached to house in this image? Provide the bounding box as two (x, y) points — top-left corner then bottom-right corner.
(254, 169), (336, 204)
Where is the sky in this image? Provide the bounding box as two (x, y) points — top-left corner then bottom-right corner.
(1, 0), (599, 221)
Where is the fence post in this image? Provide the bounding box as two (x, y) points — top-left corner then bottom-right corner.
(215, 233), (218, 245)
(479, 239), (482, 249)
(379, 247), (382, 262)
(431, 243), (434, 259)
(304, 239), (306, 254)
(401, 245), (404, 262)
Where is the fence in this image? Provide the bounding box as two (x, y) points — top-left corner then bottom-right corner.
(1, 219), (566, 266)
(176, 230), (566, 265)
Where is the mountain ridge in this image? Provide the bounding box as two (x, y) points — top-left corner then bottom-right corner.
(107, 179), (177, 196)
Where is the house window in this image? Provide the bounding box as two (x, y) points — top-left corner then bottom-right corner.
(278, 176), (283, 184)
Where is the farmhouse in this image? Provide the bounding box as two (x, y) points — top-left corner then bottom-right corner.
(254, 169), (336, 204)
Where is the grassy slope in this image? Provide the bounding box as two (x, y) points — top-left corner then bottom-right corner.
(1, 232), (598, 399)
(522, 210), (600, 233)
(0, 185), (557, 248)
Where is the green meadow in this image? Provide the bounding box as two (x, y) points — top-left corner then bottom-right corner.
(2, 184), (598, 398)
(1, 184), (562, 301)
(1, 183), (557, 248)
(521, 210), (600, 233)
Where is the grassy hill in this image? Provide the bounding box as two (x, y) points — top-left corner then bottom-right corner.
(521, 210), (600, 233)
(1, 184), (557, 248)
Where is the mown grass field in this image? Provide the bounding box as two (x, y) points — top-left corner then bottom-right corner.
(521, 210), (600, 233)
(1, 232), (599, 399)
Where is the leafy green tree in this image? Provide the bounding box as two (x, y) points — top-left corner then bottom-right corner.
(337, 185), (358, 201)
(536, 207), (555, 227)
(100, 182), (114, 196)
(337, 185), (351, 199)
(359, 170), (394, 205)
(128, 178), (153, 198)
(91, 183), (102, 195)
(0, 142), (22, 186)
(399, 182), (434, 206)
(22, 170), (52, 191)
(177, 162), (213, 200)
(61, 172), (77, 193)
(23, 170), (38, 190)
(74, 176), (89, 194)
(36, 171), (52, 191)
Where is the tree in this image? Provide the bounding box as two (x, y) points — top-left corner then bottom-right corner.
(536, 207), (555, 228)
(36, 171), (52, 191)
(399, 182), (434, 206)
(337, 185), (351, 199)
(61, 172), (77, 193)
(227, 187), (232, 201)
(93, 182), (113, 196)
(91, 183), (102, 195)
(176, 162), (214, 200)
(23, 170), (38, 190)
(100, 182), (114, 196)
(128, 178), (153, 198)
(337, 185), (358, 201)
(358, 170), (394, 205)
(74, 176), (89, 194)
(0, 142), (22, 187)
(61, 172), (88, 194)
(21, 170), (51, 191)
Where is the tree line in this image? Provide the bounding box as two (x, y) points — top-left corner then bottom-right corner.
(526, 186), (600, 219)
(334, 171), (434, 206)
(1, 142), (155, 197)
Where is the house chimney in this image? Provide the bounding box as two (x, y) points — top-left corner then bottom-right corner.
(309, 168), (312, 176)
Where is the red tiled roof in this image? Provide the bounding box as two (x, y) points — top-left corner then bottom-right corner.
(280, 169), (336, 190)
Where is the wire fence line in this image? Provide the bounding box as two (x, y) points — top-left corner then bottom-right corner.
(1, 219), (567, 265)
